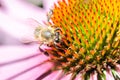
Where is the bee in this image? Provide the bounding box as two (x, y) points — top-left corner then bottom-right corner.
(23, 9), (61, 56)
(34, 23), (62, 56)
(34, 25), (61, 45)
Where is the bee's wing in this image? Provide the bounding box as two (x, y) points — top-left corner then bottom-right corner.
(20, 18), (46, 44)
(21, 18), (54, 44)
(24, 18), (45, 28)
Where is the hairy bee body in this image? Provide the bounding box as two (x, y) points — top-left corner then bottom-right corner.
(34, 26), (54, 44)
(34, 24), (61, 56)
(34, 25), (61, 45)
(34, 9), (62, 56)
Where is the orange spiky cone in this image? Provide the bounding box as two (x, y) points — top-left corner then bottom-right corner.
(42, 0), (120, 79)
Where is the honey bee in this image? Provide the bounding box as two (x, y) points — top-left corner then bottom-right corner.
(34, 23), (62, 56)
(24, 9), (61, 56)
(34, 25), (61, 46)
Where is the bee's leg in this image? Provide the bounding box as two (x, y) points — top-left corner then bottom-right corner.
(54, 28), (63, 49)
(54, 32), (60, 43)
(54, 27), (62, 38)
(54, 36), (62, 49)
(47, 9), (53, 22)
(54, 43), (62, 49)
(39, 46), (49, 56)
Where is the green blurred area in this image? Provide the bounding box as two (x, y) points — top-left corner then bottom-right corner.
(26, 0), (43, 8)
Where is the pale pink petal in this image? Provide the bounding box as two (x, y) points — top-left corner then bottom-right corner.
(105, 67), (114, 80)
(0, 45), (39, 62)
(1, 0), (47, 21)
(0, 29), (22, 45)
(43, 0), (68, 12)
(42, 70), (59, 80)
(115, 64), (120, 75)
(3, 62), (53, 80)
(90, 71), (97, 80)
(0, 45), (52, 80)
(43, 70), (64, 80)
(0, 0), (48, 42)
(51, 70), (64, 80)
(43, 0), (58, 12)
(0, 12), (38, 42)
(43, 0), (69, 12)
(61, 73), (72, 80)
(75, 73), (82, 80)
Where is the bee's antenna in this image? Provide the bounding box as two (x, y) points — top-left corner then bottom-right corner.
(47, 9), (53, 22)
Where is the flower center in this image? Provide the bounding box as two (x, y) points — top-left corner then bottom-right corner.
(37, 0), (120, 79)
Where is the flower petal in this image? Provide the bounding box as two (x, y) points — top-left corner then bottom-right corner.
(74, 73), (82, 80)
(0, 45), (52, 80)
(0, 12), (37, 42)
(90, 71), (97, 80)
(0, 0), (48, 42)
(115, 64), (120, 75)
(0, 45), (41, 62)
(43, 0), (58, 12)
(1, 0), (47, 21)
(61, 73), (72, 80)
(105, 67), (114, 80)
(42, 70), (59, 80)
(43, 70), (64, 80)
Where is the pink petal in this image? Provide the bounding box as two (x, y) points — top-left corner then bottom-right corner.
(42, 70), (59, 80)
(43, 0), (69, 12)
(115, 64), (120, 75)
(0, 0), (48, 42)
(0, 45), (39, 62)
(105, 67), (114, 80)
(61, 73), (72, 80)
(75, 73), (82, 80)
(43, 70), (64, 80)
(1, 0), (47, 21)
(51, 70), (64, 80)
(43, 0), (58, 12)
(90, 71), (97, 80)
(0, 30), (22, 45)
(0, 45), (52, 80)
(0, 12), (37, 42)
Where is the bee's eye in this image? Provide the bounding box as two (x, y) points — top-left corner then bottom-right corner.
(54, 38), (60, 43)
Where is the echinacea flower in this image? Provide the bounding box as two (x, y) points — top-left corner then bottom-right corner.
(35, 0), (120, 80)
(0, 0), (120, 80)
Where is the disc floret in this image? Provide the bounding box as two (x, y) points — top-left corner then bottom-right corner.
(43, 0), (120, 79)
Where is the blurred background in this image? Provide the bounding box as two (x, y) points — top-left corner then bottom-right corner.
(0, 0), (45, 46)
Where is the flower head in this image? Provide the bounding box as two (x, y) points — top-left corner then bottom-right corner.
(1, 0), (120, 80)
(35, 0), (120, 79)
